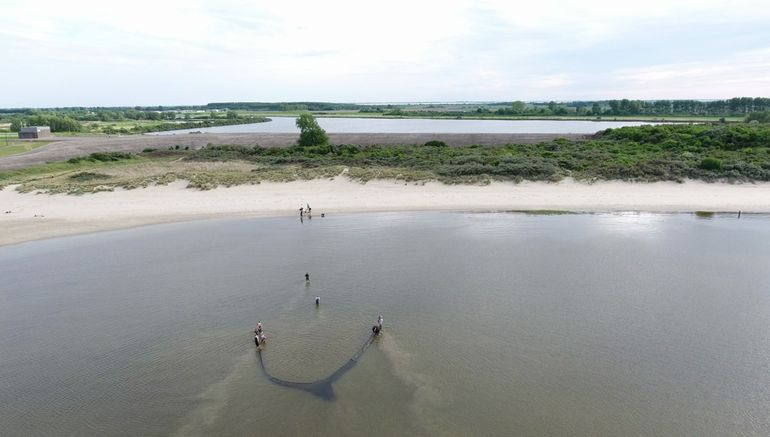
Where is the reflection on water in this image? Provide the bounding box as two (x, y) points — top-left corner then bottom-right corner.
(1, 213), (769, 436)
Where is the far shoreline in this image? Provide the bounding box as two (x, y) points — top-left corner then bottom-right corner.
(2, 177), (769, 247)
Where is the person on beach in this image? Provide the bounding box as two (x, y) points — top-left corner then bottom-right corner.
(307, 204), (311, 214)
(377, 314), (383, 330)
(305, 272), (310, 281)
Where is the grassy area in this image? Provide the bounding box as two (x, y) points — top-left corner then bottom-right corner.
(0, 139), (51, 158)
(0, 153), (351, 194)
(1, 124), (768, 194)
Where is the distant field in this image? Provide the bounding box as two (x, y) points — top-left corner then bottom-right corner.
(0, 139), (51, 158)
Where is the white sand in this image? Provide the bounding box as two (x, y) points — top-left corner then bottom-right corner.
(2, 178), (769, 246)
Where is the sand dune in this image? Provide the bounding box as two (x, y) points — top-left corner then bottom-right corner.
(2, 177), (768, 246)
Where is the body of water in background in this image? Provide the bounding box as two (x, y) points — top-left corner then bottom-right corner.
(1, 212), (769, 436)
(152, 117), (663, 135)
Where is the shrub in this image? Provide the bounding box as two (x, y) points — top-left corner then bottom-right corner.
(68, 172), (111, 181)
(699, 157), (723, 170)
(88, 152), (133, 162)
(67, 152), (134, 164)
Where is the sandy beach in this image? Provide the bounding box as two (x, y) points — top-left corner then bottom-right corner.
(2, 177), (769, 246)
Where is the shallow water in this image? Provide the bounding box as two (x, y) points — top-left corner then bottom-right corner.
(1, 212), (769, 436)
(152, 116), (662, 135)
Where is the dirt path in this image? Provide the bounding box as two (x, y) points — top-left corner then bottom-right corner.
(0, 132), (587, 170)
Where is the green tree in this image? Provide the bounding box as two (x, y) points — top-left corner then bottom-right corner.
(746, 111), (770, 123)
(227, 110), (238, 119)
(10, 118), (23, 132)
(296, 113), (329, 148)
(511, 101), (527, 114)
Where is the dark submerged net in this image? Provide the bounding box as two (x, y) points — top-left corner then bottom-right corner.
(256, 332), (377, 401)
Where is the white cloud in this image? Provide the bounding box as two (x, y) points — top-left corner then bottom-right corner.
(0, 0), (768, 105)
(532, 74), (573, 89)
(614, 48), (770, 98)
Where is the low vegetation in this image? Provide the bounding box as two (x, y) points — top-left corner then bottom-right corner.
(1, 123), (768, 194)
(0, 139), (51, 158)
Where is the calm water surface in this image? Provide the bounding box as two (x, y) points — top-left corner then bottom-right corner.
(1, 212), (769, 436)
(152, 116), (662, 135)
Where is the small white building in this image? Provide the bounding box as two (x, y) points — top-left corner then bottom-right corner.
(19, 126), (52, 139)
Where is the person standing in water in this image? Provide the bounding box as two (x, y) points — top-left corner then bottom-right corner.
(305, 272), (310, 281)
(377, 314), (383, 330)
(256, 321), (263, 334)
(315, 296), (320, 305)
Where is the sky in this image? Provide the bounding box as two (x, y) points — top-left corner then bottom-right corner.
(2, 0), (770, 107)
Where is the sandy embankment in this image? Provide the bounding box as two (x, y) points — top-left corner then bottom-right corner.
(2, 177), (769, 246)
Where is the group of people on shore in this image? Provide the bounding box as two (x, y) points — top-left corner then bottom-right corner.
(299, 203), (325, 221)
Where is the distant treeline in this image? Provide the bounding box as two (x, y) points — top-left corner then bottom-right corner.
(361, 98), (770, 117)
(10, 114), (82, 132)
(10, 108), (226, 123)
(0, 106), (205, 115)
(0, 102), (366, 114)
(8, 109), (268, 133)
(3, 98), (770, 122)
(590, 97), (770, 116)
(206, 102), (364, 111)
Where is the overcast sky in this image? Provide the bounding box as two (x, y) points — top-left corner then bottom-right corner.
(2, 0), (769, 107)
